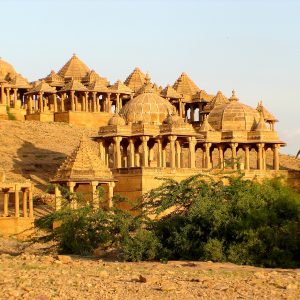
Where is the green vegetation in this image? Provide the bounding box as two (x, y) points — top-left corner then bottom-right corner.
(36, 175), (300, 268)
(6, 106), (16, 120)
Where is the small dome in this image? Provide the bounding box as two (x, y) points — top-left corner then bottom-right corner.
(108, 114), (126, 126)
(163, 113), (185, 126)
(0, 58), (16, 78)
(120, 91), (175, 125)
(208, 90), (260, 131)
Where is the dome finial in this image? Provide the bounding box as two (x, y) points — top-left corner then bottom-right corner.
(145, 72), (151, 84)
(230, 89), (239, 101)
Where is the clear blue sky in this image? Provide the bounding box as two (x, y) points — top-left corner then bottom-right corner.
(1, 0), (299, 155)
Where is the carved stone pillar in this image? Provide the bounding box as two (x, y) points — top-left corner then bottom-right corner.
(203, 143), (212, 169)
(188, 137), (196, 168)
(6, 87), (11, 106)
(106, 93), (111, 113)
(0, 84), (4, 104)
(108, 182), (115, 208)
(13, 88), (18, 108)
(168, 136), (177, 168)
(68, 182), (77, 209)
(175, 140), (181, 168)
(91, 181), (99, 209)
(230, 143), (238, 170)
(22, 189), (28, 217)
(70, 91), (75, 112)
(244, 145), (250, 170)
(116, 93), (120, 113)
(156, 139), (163, 167)
(92, 92), (97, 112)
(28, 188), (33, 218)
(257, 143), (264, 170)
(128, 139), (135, 167)
(14, 185), (20, 218)
(84, 92), (89, 112)
(54, 185), (62, 211)
(140, 136), (150, 167)
(273, 144), (280, 170)
(3, 189), (9, 217)
(218, 145), (224, 169)
(113, 136), (122, 168)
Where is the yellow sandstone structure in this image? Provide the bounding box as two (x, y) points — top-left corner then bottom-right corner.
(0, 170), (34, 235)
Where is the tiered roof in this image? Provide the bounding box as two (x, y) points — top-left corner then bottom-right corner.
(52, 136), (113, 182)
(58, 54), (90, 80)
(26, 80), (56, 94)
(83, 70), (109, 86)
(124, 67), (147, 92)
(110, 80), (133, 94)
(161, 85), (182, 99)
(256, 101), (277, 122)
(9, 74), (31, 89)
(173, 72), (200, 97)
(45, 70), (65, 87)
(59, 79), (88, 92)
(204, 91), (229, 111)
(88, 80), (109, 92)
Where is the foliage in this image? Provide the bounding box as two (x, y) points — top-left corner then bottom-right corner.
(6, 106), (16, 120)
(36, 175), (300, 267)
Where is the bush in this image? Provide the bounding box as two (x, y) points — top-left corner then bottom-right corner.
(36, 175), (300, 268)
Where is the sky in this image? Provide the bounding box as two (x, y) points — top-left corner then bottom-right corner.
(0, 0), (299, 155)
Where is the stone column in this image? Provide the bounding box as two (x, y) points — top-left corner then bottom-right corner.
(262, 146), (266, 170)
(53, 94), (57, 112)
(54, 185), (62, 211)
(92, 92), (97, 112)
(217, 145), (224, 169)
(178, 99), (183, 117)
(3, 189), (9, 217)
(257, 143), (264, 170)
(156, 139), (163, 167)
(162, 147), (166, 168)
(98, 140), (105, 162)
(28, 95), (33, 113)
(0, 85), (4, 104)
(84, 92), (89, 112)
(13, 88), (18, 108)
(140, 136), (150, 167)
(70, 91), (75, 112)
(128, 139), (135, 167)
(91, 181), (99, 209)
(168, 136), (177, 168)
(28, 188), (33, 218)
(244, 145), (250, 170)
(175, 140), (181, 168)
(22, 189), (28, 217)
(61, 93), (65, 112)
(203, 143), (211, 169)
(14, 185), (20, 218)
(108, 182), (115, 208)
(6, 88), (11, 106)
(38, 92), (43, 112)
(273, 144), (280, 170)
(116, 93), (120, 113)
(188, 137), (196, 168)
(113, 136), (122, 168)
(106, 93), (111, 113)
(68, 182), (77, 209)
(230, 143), (238, 170)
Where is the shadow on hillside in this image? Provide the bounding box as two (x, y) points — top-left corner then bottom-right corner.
(13, 141), (67, 191)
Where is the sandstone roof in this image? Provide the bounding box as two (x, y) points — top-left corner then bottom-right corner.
(0, 58), (16, 78)
(108, 114), (126, 126)
(199, 116), (215, 131)
(110, 80), (133, 94)
(52, 136), (113, 183)
(88, 80), (109, 92)
(204, 91), (229, 111)
(83, 70), (109, 86)
(9, 74), (31, 89)
(124, 67), (146, 92)
(45, 70), (65, 87)
(256, 101), (278, 122)
(60, 79), (88, 92)
(161, 85), (182, 99)
(26, 80), (56, 94)
(193, 90), (214, 102)
(58, 54), (90, 80)
(208, 90), (260, 131)
(173, 72), (200, 96)
(120, 89), (175, 125)
(254, 111), (268, 131)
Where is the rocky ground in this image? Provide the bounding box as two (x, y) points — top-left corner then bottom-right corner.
(0, 237), (299, 300)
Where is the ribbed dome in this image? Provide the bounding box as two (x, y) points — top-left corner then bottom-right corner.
(208, 90), (260, 131)
(0, 58), (16, 77)
(120, 91), (175, 124)
(108, 114), (126, 126)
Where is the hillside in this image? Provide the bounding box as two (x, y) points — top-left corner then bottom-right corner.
(0, 120), (299, 196)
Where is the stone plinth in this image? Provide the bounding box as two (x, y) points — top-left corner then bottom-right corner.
(26, 112), (54, 122)
(54, 111), (113, 128)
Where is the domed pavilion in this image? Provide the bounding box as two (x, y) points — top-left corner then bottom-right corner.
(94, 86), (285, 202)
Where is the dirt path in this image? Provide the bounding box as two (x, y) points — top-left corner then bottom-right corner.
(0, 238), (299, 300)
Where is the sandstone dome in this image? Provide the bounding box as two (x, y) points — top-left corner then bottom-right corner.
(0, 58), (16, 77)
(120, 89), (175, 124)
(208, 90), (260, 131)
(108, 114), (126, 126)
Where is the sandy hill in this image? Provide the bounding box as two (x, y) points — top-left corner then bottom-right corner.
(0, 120), (299, 196)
